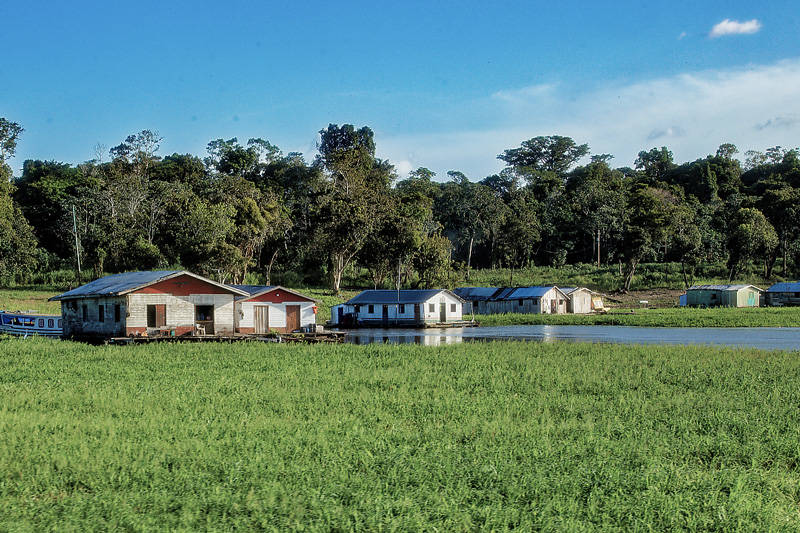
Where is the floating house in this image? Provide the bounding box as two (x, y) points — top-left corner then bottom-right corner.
(230, 285), (317, 333)
(560, 287), (602, 314)
(50, 270), (248, 339)
(685, 284), (762, 308)
(764, 282), (800, 306)
(330, 289), (465, 327)
(453, 287), (499, 314)
(485, 286), (570, 315)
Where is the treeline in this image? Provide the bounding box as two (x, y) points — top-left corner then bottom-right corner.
(1, 117), (799, 291)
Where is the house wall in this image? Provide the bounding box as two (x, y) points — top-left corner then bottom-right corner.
(485, 288), (567, 315)
(126, 293), (236, 335)
(236, 301), (316, 333)
(344, 292), (464, 325)
(568, 290), (593, 314)
(61, 296), (127, 338)
(767, 292), (800, 306)
(735, 288), (760, 307)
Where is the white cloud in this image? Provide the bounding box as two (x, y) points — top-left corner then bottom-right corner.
(678, 31), (687, 40)
(709, 18), (762, 38)
(376, 58), (800, 179)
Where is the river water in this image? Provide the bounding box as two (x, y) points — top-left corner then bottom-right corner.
(341, 325), (800, 351)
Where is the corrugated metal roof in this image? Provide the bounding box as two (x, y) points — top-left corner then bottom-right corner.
(50, 271), (248, 300)
(687, 284), (760, 291)
(560, 287), (594, 296)
(453, 287), (499, 301)
(230, 284), (276, 296)
(766, 282), (800, 292)
(507, 286), (560, 299)
(346, 289), (464, 305)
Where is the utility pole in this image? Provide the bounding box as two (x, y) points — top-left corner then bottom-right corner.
(396, 257), (401, 326)
(72, 205), (82, 281)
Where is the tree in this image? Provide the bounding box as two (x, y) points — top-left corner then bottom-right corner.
(620, 185), (677, 291)
(635, 147), (675, 183)
(726, 208), (778, 280)
(314, 124), (393, 293)
(498, 136), (589, 176)
(0, 118), (24, 172)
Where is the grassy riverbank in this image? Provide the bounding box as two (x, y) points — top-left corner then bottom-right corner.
(477, 307), (800, 328)
(2, 339), (800, 530)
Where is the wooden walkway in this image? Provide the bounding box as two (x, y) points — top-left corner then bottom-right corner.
(108, 331), (347, 345)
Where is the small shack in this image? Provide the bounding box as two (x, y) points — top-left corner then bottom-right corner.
(486, 286), (569, 314)
(453, 287), (500, 315)
(765, 282), (800, 307)
(230, 285), (317, 333)
(560, 287), (600, 314)
(330, 289), (465, 327)
(685, 284), (762, 308)
(50, 270), (249, 339)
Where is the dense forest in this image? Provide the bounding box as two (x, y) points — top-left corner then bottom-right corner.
(1, 116), (799, 292)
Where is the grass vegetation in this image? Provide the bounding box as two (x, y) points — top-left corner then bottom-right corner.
(1, 338), (800, 530)
(477, 307), (800, 328)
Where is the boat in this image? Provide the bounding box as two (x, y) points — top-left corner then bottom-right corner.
(0, 310), (63, 338)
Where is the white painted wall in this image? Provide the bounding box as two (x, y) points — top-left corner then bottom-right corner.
(335, 291), (464, 323)
(236, 301), (316, 330)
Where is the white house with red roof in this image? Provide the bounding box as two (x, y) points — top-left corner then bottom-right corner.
(230, 285), (318, 334)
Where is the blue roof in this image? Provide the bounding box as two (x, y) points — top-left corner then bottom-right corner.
(507, 286), (560, 299)
(346, 289), (464, 305)
(453, 287), (500, 301)
(50, 271), (247, 300)
(767, 282), (800, 292)
(490, 287), (517, 301)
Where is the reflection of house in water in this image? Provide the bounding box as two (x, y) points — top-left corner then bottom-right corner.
(346, 331), (465, 346)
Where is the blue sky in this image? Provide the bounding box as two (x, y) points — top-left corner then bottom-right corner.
(3, 0), (800, 179)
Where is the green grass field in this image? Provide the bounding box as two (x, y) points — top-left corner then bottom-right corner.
(478, 307), (800, 328)
(1, 338), (800, 530)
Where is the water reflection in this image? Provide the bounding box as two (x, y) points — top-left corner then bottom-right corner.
(341, 325), (800, 351)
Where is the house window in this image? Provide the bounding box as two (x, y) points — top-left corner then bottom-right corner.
(58, 320), (62, 328)
(795, 292), (800, 298)
(114, 304), (121, 322)
(451, 304), (456, 312)
(69, 301), (77, 311)
(399, 304), (405, 314)
(354, 305), (360, 313)
(368, 304), (374, 314)
(518, 299), (524, 307)
(48, 319), (54, 328)
(38, 319), (44, 327)
(429, 303), (435, 312)
(98, 305), (104, 322)
(533, 298), (539, 305)
(82, 304), (88, 321)
(147, 304), (166, 328)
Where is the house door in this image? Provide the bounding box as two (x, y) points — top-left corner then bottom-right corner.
(440, 302), (447, 322)
(382, 305), (389, 325)
(286, 305), (301, 332)
(254, 306), (269, 334)
(195, 305), (214, 335)
(551, 299), (557, 314)
(337, 307), (344, 324)
(414, 304), (421, 323)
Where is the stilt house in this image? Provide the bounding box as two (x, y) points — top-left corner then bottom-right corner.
(685, 284), (762, 307)
(765, 282), (800, 306)
(230, 285), (317, 333)
(330, 289), (465, 327)
(50, 270), (248, 339)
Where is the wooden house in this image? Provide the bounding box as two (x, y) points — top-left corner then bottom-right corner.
(330, 289), (465, 327)
(685, 284), (762, 308)
(486, 286), (569, 314)
(560, 287), (602, 314)
(453, 287), (500, 315)
(765, 282), (800, 306)
(50, 270), (248, 339)
(230, 285), (317, 333)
